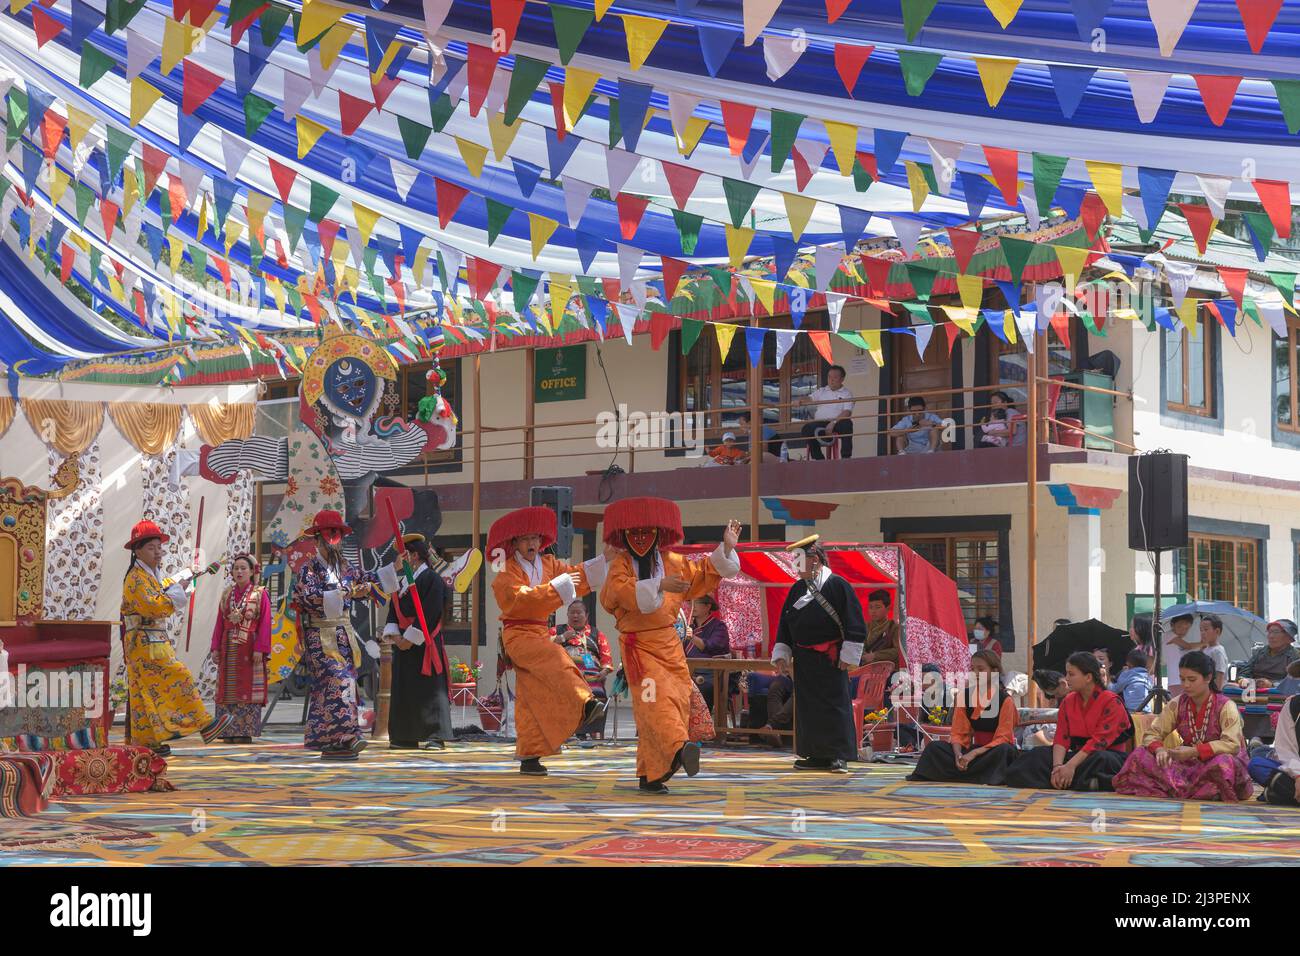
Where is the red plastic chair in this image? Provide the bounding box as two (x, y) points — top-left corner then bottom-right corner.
(850, 660), (896, 749)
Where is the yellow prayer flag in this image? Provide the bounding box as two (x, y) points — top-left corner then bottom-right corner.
(974, 57), (1017, 108)
(1052, 244), (1090, 288)
(548, 275), (574, 331)
(130, 78), (164, 126)
(319, 23), (354, 70)
(246, 191), (273, 235)
(413, 246), (431, 286)
(674, 117), (711, 157)
(197, 195), (208, 240)
(456, 137), (489, 178)
(1003, 309), (1017, 344)
(860, 330), (884, 366)
(168, 235), (184, 274)
(224, 220), (244, 255)
(594, 0), (615, 20)
(353, 202), (382, 246)
(957, 274), (985, 312)
(161, 16), (196, 74)
(65, 106), (96, 150)
(297, 0), (349, 46)
(783, 192), (816, 243)
(751, 278), (777, 315)
(9, 0), (32, 15)
(296, 115), (328, 159)
(563, 67), (601, 129)
(941, 305), (979, 328)
(905, 161), (930, 212)
(271, 277), (286, 314)
(1178, 298), (1199, 337)
(714, 322), (739, 361)
(725, 224), (755, 268)
(1085, 160), (1124, 216)
(823, 120), (859, 177)
(983, 0), (1025, 29)
(528, 213), (558, 260)
(48, 167), (70, 207)
(622, 15), (668, 71)
(488, 112), (523, 160)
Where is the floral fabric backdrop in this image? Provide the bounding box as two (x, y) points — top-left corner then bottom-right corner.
(264, 423), (344, 550)
(43, 443), (104, 620)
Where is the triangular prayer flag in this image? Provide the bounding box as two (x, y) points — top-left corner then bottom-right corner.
(1193, 73), (1242, 126)
(1126, 70), (1170, 123)
(552, 4), (593, 63)
(1272, 79), (1300, 134)
(267, 157), (297, 203)
(623, 14), (668, 69)
(79, 43), (116, 89)
(982, 146), (1020, 205)
(784, 192), (816, 242)
(974, 57), (1017, 107)
(723, 178), (762, 228)
(32, 7), (63, 47)
(698, 23), (741, 77)
(129, 77), (163, 126)
(490, 0), (526, 54)
(770, 111), (805, 173)
(486, 198), (513, 246)
(1237, 0), (1283, 54)
(1085, 160), (1124, 215)
(1178, 202), (1216, 254)
(834, 43), (873, 97)
(721, 101), (757, 156)
(947, 227), (981, 274)
(504, 55), (549, 125)
(901, 0), (938, 40)
(296, 115), (328, 158)
(898, 49), (942, 96)
(457, 137), (489, 178)
(743, 0), (783, 45)
(1032, 152), (1068, 213)
(243, 92), (275, 137)
(1218, 265), (1248, 309)
(1251, 178), (1292, 239)
(339, 90), (374, 137)
(563, 66), (601, 128)
(1148, 0), (1200, 57)
(435, 178), (468, 228)
(663, 162), (703, 209)
(1048, 64), (1096, 119)
(725, 224), (755, 267)
(615, 193), (650, 240)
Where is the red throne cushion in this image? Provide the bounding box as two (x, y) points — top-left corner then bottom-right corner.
(50, 746), (174, 796)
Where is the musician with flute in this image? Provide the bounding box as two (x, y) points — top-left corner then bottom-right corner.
(121, 519), (232, 756)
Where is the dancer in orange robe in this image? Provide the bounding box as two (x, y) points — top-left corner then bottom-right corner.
(489, 506), (612, 775)
(600, 497), (741, 793)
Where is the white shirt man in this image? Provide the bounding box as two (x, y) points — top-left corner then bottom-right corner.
(801, 366), (855, 460)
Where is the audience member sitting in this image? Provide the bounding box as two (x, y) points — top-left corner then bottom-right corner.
(908, 650), (1017, 785)
(799, 364), (855, 460)
(706, 432), (746, 467)
(764, 674), (796, 735)
(551, 601), (613, 737)
(1093, 647), (1113, 687)
(977, 391), (1026, 447)
(862, 589), (902, 672)
(1129, 612), (1155, 667)
(979, 407), (1010, 447)
(1165, 612), (1195, 651)
(971, 616), (1003, 658)
(1112, 651), (1253, 802)
(1110, 647), (1156, 712)
(1258, 693), (1300, 806)
(733, 411), (780, 463)
(890, 396), (943, 455)
(1017, 669), (1069, 748)
(1237, 620), (1300, 690)
(1003, 652), (1132, 791)
(684, 594), (731, 709)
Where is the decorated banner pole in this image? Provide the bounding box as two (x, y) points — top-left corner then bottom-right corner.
(184, 495), (205, 652)
(1026, 337), (1041, 705)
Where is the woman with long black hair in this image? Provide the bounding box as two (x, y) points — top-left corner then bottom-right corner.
(1004, 651), (1132, 791)
(909, 650), (1017, 785)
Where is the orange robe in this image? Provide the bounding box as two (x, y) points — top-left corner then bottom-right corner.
(601, 546), (739, 782)
(492, 554), (602, 759)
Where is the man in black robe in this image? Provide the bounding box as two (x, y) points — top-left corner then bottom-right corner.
(772, 540), (867, 773)
(383, 534), (452, 750)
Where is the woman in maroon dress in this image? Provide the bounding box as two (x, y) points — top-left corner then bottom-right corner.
(211, 554), (272, 743)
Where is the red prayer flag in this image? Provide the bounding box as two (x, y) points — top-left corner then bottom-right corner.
(1218, 265), (1249, 308)
(548, 80), (567, 139)
(40, 111), (67, 160)
(230, 3), (269, 45)
(372, 74), (401, 111)
(339, 90), (374, 136)
(1178, 202), (1216, 255)
(490, 0), (526, 54)
(1236, 0), (1283, 53)
(861, 255), (892, 295)
(32, 6), (63, 47)
(1192, 74), (1243, 127)
(660, 256), (688, 299)
(946, 226), (981, 274)
(467, 256), (502, 299)
(168, 174), (188, 218)
(267, 158), (297, 203)
(141, 144), (169, 195)
(649, 312), (673, 351)
(1251, 178), (1292, 239)
(833, 43), (873, 97)
(662, 161), (703, 208)
(134, 289), (149, 329)
(466, 43), (502, 118)
(435, 178), (469, 228)
(601, 277), (621, 301)
(982, 145), (1020, 206)
(182, 59), (225, 115)
(854, 150), (879, 182)
(720, 101), (756, 156)
(188, 0), (220, 26)
(318, 219), (341, 259)
(100, 199), (119, 242)
(943, 322), (962, 354)
(825, 0), (853, 24)
(216, 256), (232, 290)
(60, 242), (74, 284)
(1080, 191), (1108, 241)
(615, 193), (650, 241)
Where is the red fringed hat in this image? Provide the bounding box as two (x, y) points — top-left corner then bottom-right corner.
(603, 497), (683, 547)
(488, 506), (557, 557)
(125, 519), (169, 550)
(304, 509), (352, 536)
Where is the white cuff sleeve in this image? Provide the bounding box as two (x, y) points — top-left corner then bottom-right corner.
(382, 622), (400, 637)
(709, 542), (741, 579)
(550, 572), (577, 607)
(322, 588), (345, 619)
(635, 578), (665, 614)
(378, 563), (401, 595)
(403, 625), (425, 646)
(840, 641), (864, 667)
(583, 554), (608, 591)
(772, 642), (792, 664)
(165, 583), (188, 608)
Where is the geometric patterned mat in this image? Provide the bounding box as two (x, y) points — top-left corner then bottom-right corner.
(3, 731), (1299, 866)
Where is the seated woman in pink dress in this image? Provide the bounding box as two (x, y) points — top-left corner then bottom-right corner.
(1113, 651), (1253, 802)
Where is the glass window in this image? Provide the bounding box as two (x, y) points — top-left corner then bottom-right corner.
(898, 532), (1000, 630)
(1182, 534), (1259, 615)
(1275, 326), (1296, 429)
(1164, 321), (1213, 416)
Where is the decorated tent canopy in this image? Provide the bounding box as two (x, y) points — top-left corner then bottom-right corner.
(0, 0), (1293, 384)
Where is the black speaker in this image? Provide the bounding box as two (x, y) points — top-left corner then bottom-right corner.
(1128, 453), (1189, 552)
(530, 486), (574, 558)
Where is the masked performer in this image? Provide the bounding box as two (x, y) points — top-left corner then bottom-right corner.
(210, 553), (272, 743)
(772, 537), (866, 773)
(383, 533), (452, 750)
(293, 509), (399, 761)
(600, 498), (741, 794)
(489, 506), (612, 775)
(121, 520), (231, 755)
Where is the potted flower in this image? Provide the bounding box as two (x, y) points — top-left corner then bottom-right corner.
(448, 657), (481, 705)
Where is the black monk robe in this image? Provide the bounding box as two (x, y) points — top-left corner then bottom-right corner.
(384, 564), (452, 746)
(772, 568), (868, 762)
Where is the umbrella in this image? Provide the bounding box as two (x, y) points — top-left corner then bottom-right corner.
(1159, 601), (1266, 664)
(1032, 619), (1134, 676)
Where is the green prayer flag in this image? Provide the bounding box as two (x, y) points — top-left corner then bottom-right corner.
(284, 205), (307, 252)
(285, 284), (302, 317)
(672, 208), (702, 255)
(1271, 80), (1300, 135)
(261, 5), (290, 47)
(852, 158), (874, 194)
(1268, 270), (1297, 310)
(606, 97), (621, 149)
(905, 261), (939, 302)
(243, 92), (275, 138)
(681, 317), (704, 354)
(901, 301), (932, 324)
(1244, 299), (1262, 327)
(159, 189), (172, 232)
(486, 199), (513, 246)
(189, 244), (208, 279)
(226, 0), (269, 27)
(79, 43), (117, 89)
(999, 235), (1036, 286)
(722, 178), (761, 229)
(104, 0), (147, 35)
(901, 0), (939, 41)
(708, 266), (732, 297)
(308, 181), (338, 222)
(1032, 153), (1068, 214)
(769, 110), (804, 174)
(74, 181), (96, 227)
(835, 330), (869, 349)
(504, 56), (550, 126)
(918, 161), (940, 195)
(897, 49), (942, 97)
(1243, 211), (1275, 260)
(249, 233), (264, 275)
(89, 246), (102, 278)
(512, 271), (540, 314)
(429, 93), (455, 132)
(551, 5), (593, 65)
(396, 115), (431, 160)
(6, 93), (26, 152)
(106, 127), (135, 180)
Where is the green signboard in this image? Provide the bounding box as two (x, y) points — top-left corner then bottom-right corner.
(534, 345), (586, 403)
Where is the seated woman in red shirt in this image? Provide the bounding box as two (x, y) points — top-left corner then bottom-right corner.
(1004, 651), (1133, 791)
(908, 650), (1017, 785)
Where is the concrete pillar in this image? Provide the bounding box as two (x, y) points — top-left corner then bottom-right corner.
(1066, 511), (1102, 622)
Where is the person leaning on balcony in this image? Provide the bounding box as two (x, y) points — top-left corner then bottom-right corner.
(890, 396), (943, 454)
(799, 364), (855, 460)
